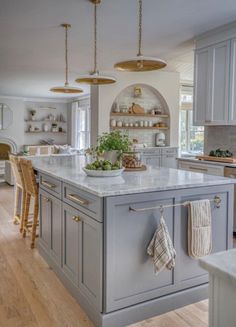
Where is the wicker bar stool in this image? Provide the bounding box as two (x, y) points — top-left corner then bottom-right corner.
(19, 158), (39, 249)
(9, 154), (26, 232)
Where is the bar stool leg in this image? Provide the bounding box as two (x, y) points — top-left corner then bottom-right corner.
(13, 186), (20, 224)
(20, 191), (26, 233)
(31, 196), (39, 249)
(23, 193), (31, 238)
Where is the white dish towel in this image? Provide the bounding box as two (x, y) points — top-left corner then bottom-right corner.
(187, 199), (212, 259)
(147, 215), (176, 275)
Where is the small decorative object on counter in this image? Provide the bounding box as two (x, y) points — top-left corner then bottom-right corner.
(122, 151), (142, 168)
(155, 106), (163, 115)
(134, 122), (139, 127)
(148, 121), (153, 127)
(151, 109), (155, 115)
(58, 127), (63, 132)
(139, 121), (144, 127)
(144, 121), (148, 127)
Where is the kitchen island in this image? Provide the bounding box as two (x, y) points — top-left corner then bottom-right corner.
(32, 156), (235, 327)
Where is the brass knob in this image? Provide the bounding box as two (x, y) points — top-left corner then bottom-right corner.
(72, 216), (81, 222)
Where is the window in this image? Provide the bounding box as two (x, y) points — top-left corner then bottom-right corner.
(72, 100), (91, 150)
(180, 86), (204, 154)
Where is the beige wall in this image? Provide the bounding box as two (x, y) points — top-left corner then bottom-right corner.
(91, 70), (180, 147)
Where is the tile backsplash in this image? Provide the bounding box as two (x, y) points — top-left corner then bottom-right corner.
(204, 126), (236, 155)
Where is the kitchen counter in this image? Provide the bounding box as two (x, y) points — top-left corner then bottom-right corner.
(177, 156), (236, 168)
(200, 249), (236, 284)
(34, 155), (234, 327)
(200, 249), (236, 327)
(31, 155), (235, 197)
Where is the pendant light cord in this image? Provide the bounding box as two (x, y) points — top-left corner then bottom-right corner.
(93, 3), (98, 74)
(138, 0), (142, 57)
(65, 25), (69, 86)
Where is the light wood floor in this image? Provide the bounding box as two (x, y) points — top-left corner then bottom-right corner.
(0, 183), (209, 327)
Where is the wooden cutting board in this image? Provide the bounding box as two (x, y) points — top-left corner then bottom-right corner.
(131, 103), (145, 114)
(196, 155), (236, 163)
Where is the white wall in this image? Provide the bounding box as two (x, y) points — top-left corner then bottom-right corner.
(0, 96), (69, 151)
(0, 97), (25, 151)
(92, 71), (180, 147)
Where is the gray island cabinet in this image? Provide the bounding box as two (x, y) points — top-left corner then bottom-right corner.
(32, 156), (235, 327)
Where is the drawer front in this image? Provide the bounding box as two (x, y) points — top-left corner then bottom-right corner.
(39, 174), (62, 198)
(178, 162), (224, 176)
(141, 149), (162, 155)
(63, 183), (103, 222)
(161, 148), (178, 155)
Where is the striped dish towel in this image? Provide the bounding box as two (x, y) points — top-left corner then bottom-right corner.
(147, 216), (176, 275)
(187, 199), (212, 259)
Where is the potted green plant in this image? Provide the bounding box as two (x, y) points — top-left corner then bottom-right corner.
(96, 131), (132, 164)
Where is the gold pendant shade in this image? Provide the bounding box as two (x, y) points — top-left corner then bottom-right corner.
(114, 56), (167, 72)
(50, 24), (83, 94)
(75, 0), (116, 85)
(114, 0), (167, 72)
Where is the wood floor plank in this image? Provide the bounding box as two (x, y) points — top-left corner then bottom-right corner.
(0, 183), (209, 327)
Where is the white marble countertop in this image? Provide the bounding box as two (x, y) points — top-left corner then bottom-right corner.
(30, 155), (236, 197)
(177, 157), (236, 167)
(200, 249), (236, 286)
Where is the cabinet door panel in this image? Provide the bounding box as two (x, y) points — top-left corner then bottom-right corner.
(142, 156), (161, 167)
(161, 155), (177, 169)
(105, 195), (175, 312)
(62, 204), (79, 286)
(194, 47), (210, 124)
(39, 191), (51, 250)
(210, 41), (230, 123)
(177, 191), (228, 287)
(79, 213), (103, 311)
(229, 38), (236, 123)
(51, 196), (62, 266)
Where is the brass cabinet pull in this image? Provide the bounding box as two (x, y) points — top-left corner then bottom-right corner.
(189, 166), (208, 172)
(44, 197), (51, 202)
(67, 193), (89, 205)
(72, 215), (81, 222)
(42, 181), (56, 189)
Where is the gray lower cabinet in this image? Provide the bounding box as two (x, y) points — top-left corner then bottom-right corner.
(62, 203), (103, 311)
(104, 186), (232, 313)
(39, 189), (62, 267)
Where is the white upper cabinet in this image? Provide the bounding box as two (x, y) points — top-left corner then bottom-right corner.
(194, 47), (211, 125)
(194, 41), (231, 125)
(194, 22), (236, 126)
(229, 38), (236, 122)
(210, 41), (230, 123)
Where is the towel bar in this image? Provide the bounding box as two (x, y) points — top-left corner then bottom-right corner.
(129, 195), (221, 213)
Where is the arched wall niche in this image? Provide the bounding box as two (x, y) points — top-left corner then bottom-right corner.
(110, 83), (170, 146)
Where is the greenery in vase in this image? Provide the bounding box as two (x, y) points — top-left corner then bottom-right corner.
(96, 130), (131, 153)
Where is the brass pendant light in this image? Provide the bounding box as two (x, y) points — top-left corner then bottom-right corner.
(114, 0), (167, 72)
(75, 0), (116, 85)
(50, 24), (83, 94)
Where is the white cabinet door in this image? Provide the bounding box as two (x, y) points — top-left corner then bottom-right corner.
(161, 155), (177, 169)
(194, 47), (211, 125)
(142, 156), (161, 168)
(229, 38), (236, 123)
(209, 40), (230, 124)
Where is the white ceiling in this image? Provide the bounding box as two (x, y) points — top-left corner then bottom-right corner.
(1, 0), (236, 99)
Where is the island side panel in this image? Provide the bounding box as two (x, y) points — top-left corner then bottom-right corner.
(104, 184), (234, 314)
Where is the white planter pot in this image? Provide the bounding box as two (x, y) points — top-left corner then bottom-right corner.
(104, 150), (121, 164)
